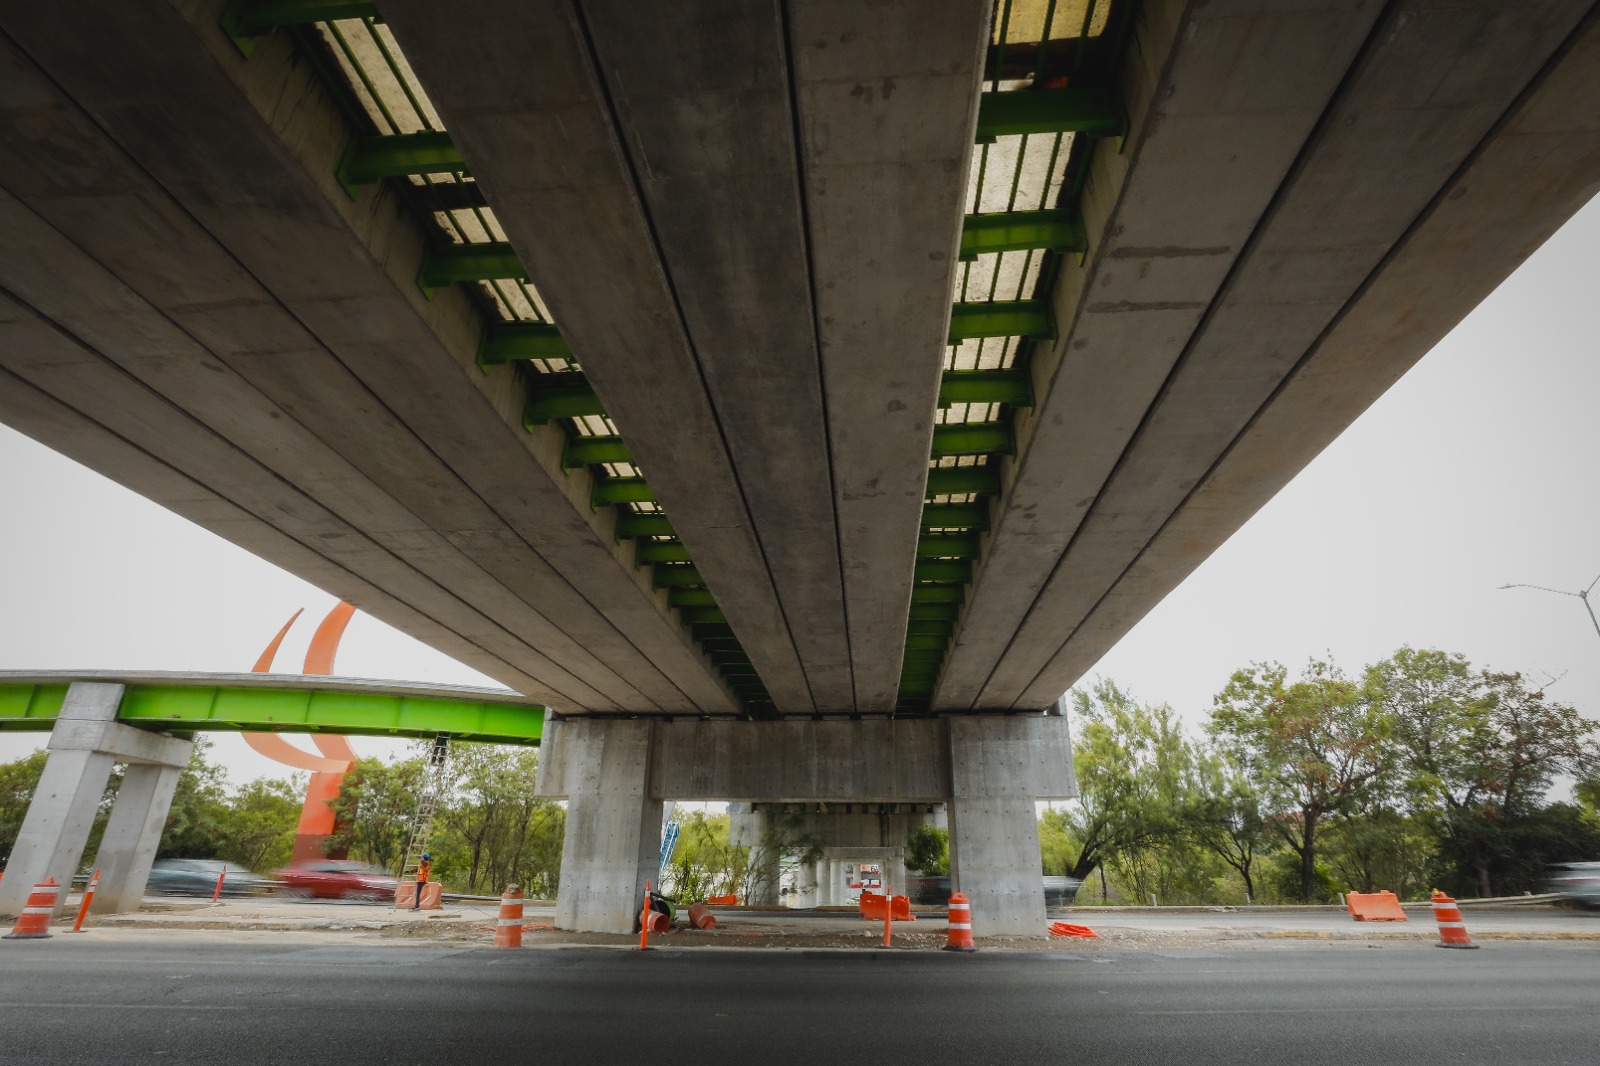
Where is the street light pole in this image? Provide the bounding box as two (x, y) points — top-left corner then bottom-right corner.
(1499, 572), (1600, 642)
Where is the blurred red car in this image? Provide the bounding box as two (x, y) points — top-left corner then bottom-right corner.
(276, 860), (398, 901)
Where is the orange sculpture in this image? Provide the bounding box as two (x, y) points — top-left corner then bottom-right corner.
(246, 602), (360, 863)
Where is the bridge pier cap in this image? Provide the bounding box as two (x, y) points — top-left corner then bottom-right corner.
(536, 709), (1074, 936)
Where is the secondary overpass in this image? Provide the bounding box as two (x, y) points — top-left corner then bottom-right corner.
(2, 0), (1598, 932)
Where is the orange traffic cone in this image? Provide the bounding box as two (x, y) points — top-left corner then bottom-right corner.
(1430, 890), (1478, 949)
(686, 903), (717, 930)
(4, 877), (61, 940)
(943, 892), (977, 952)
(494, 884), (524, 948)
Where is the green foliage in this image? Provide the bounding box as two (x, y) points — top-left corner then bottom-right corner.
(433, 743), (563, 896)
(1183, 744), (1276, 902)
(327, 755), (428, 874)
(215, 776), (304, 872)
(0, 749), (49, 866)
(905, 823), (949, 876)
(157, 736), (232, 859)
(663, 811), (745, 902)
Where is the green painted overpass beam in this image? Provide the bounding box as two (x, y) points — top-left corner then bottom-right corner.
(482, 323), (572, 367)
(0, 682), (542, 744)
(914, 559), (972, 584)
(911, 585), (965, 605)
(922, 503), (989, 531)
(926, 465), (1001, 498)
(677, 607), (726, 624)
(652, 565), (704, 589)
(931, 422), (1013, 457)
(918, 533), (980, 559)
(907, 620), (954, 637)
(668, 588), (717, 608)
(960, 210), (1084, 260)
(938, 370), (1032, 408)
(593, 476), (655, 508)
(523, 374), (607, 427)
(909, 603), (959, 621)
(419, 242), (526, 296)
(949, 301), (1053, 343)
(564, 435), (632, 470)
(337, 131), (464, 196)
(976, 87), (1124, 140)
(635, 540), (690, 564)
(618, 513), (676, 538)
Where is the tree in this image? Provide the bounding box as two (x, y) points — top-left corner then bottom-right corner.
(0, 749), (49, 866)
(327, 755), (427, 873)
(156, 736), (231, 859)
(215, 776), (303, 872)
(1052, 680), (1191, 885)
(905, 823), (949, 876)
(1184, 744), (1275, 903)
(1210, 659), (1392, 902)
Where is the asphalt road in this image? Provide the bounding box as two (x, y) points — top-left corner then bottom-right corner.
(2, 935), (1596, 1065)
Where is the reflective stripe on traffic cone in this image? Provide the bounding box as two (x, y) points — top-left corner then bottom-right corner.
(943, 892), (977, 952)
(5, 878), (61, 939)
(1431, 890), (1478, 949)
(493, 884), (524, 948)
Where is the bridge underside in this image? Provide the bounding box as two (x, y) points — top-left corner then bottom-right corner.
(1, 0), (1597, 718)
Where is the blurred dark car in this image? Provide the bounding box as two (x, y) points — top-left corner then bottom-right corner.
(277, 860), (399, 901)
(146, 859), (270, 897)
(1545, 862), (1600, 908)
(1043, 876), (1084, 907)
(907, 875), (950, 906)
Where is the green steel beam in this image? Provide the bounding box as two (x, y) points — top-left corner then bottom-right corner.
(635, 540), (690, 564)
(914, 559), (972, 584)
(337, 131), (465, 197)
(918, 533), (980, 559)
(698, 639), (743, 653)
(938, 370), (1032, 408)
(418, 181), (490, 213)
(908, 603), (959, 621)
(524, 376), (607, 427)
(975, 87), (1124, 140)
(922, 503), (989, 531)
(0, 682), (542, 744)
(691, 623), (736, 641)
(481, 323), (573, 367)
(903, 635), (948, 652)
(960, 210), (1085, 260)
(949, 301), (1053, 343)
(907, 620), (954, 637)
(651, 564), (703, 589)
(931, 422), (1013, 457)
(418, 242), (526, 297)
(677, 608), (726, 624)
(668, 588), (717, 608)
(926, 466), (1001, 498)
(564, 435), (632, 470)
(911, 585), (965, 605)
(592, 476), (655, 508)
(618, 513), (676, 538)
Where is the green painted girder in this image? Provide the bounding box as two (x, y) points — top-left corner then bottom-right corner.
(523, 373), (605, 426)
(619, 513), (676, 538)
(960, 210), (1085, 260)
(419, 242), (526, 297)
(709, 652), (752, 666)
(907, 620), (954, 637)
(675, 605), (726, 624)
(918, 533), (979, 559)
(948, 301), (1053, 343)
(911, 585), (965, 605)
(420, 181), (490, 213)
(938, 369), (1032, 408)
(636, 540), (690, 564)
(223, 0), (379, 33)
(592, 476), (655, 508)
(909, 603), (959, 621)
(565, 435), (632, 470)
(914, 559), (972, 584)
(481, 323), (573, 367)
(922, 503), (989, 531)
(903, 635), (948, 652)
(931, 422), (1013, 457)
(337, 131), (464, 196)
(975, 87), (1124, 140)
(691, 623), (736, 641)
(926, 465), (1001, 498)
(668, 588), (717, 608)
(651, 564), (703, 589)
(0, 682), (542, 744)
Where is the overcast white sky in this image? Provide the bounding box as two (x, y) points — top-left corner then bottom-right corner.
(2, 196), (1597, 786)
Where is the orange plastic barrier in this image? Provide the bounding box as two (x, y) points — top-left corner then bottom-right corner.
(943, 893), (976, 952)
(1430, 890), (1478, 949)
(706, 894), (738, 906)
(859, 890), (886, 919)
(1346, 890), (1408, 922)
(1048, 922), (1100, 939)
(4, 877), (60, 940)
(686, 903), (718, 930)
(859, 892), (914, 922)
(394, 881), (443, 910)
(494, 885), (523, 948)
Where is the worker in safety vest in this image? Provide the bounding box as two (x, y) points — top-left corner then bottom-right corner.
(413, 853), (432, 911)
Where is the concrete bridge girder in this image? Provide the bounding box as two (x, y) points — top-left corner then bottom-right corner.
(535, 713), (1074, 936)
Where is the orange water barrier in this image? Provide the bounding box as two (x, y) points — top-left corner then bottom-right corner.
(706, 894), (738, 906)
(859, 891), (914, 922)
(394, 882), (443, 909)
(1049, 922), (1100, 939)
(1346, 890), (1408, 922)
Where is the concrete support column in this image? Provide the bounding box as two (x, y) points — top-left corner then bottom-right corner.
(0, 682), (193, 918)
(548, 719), (661, 933)
(947, 717), (1050, 937)
(92, 763), (185, 913)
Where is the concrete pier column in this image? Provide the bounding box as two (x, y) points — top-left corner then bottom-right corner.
(947, 717), (1053, 937)
(93, 763), (186, 913)
(541, 718), (661, 933)
(0, 682), (192, 918)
